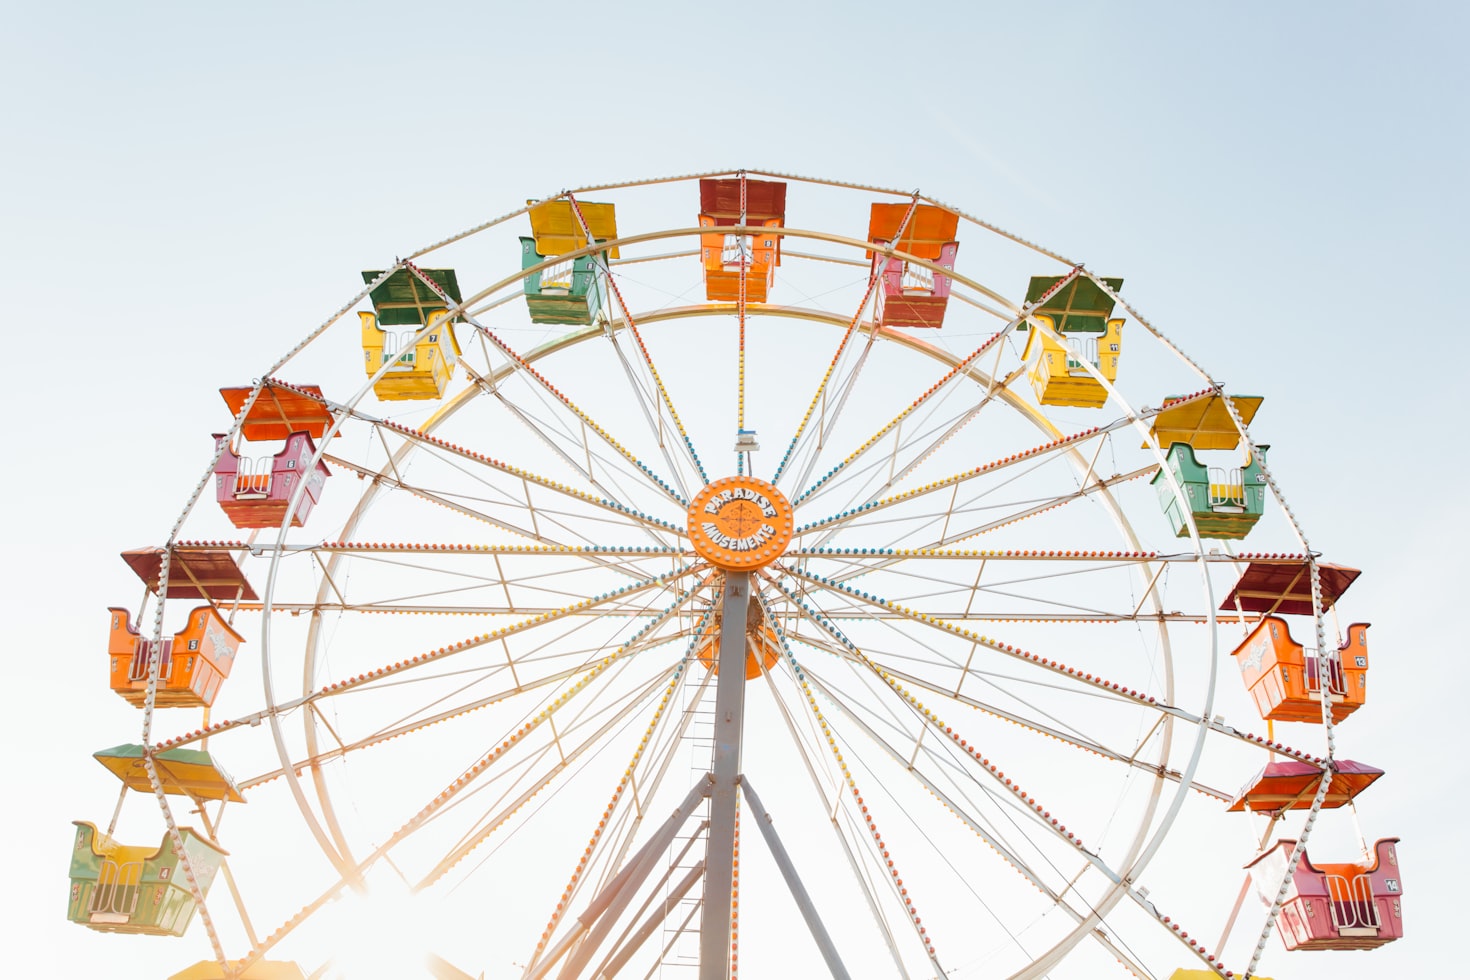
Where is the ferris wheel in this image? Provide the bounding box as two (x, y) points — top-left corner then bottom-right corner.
(70, 171), (1402, 980)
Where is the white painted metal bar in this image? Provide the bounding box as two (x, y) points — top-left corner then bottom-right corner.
(699, 572), (751, 980)
(739, 776), (853, 979)
(531, 778), (712, 980)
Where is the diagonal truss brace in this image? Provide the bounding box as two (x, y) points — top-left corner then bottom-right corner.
(739, 776), (853, 980)
(529, 779), (712, 980)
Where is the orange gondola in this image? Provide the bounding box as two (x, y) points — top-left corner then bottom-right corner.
(1232, 616), (1370, 723)
(867, 203), (959, 329)
(107, 605), (243, 708)
(698, 178), (785, 303)
(693, 588), (781, 680)
(219, 381), (333, 441)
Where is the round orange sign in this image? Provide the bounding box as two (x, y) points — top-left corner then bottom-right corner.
(687, 476), (794, 571)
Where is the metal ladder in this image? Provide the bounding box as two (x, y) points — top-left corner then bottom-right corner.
(653, 682), (716, 977)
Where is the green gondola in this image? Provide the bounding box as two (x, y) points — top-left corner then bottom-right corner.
(67, 821), (226, 936)
(1152, 442), (1269, 539)
(521, 237), (607, 326)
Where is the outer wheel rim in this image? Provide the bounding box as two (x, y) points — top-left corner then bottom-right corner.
(189, 178), (1268, 978)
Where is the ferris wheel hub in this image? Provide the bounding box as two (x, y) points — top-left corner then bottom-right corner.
(687, 476), (793, 571)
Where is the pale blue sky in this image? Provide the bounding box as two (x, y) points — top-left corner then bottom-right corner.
(3, 3), (1464, 977)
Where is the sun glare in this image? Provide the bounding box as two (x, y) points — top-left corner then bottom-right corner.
(319, 876), (439, 980)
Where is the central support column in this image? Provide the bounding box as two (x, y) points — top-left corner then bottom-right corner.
(685, 474), (793, 980)
(699, 570), (751, 980)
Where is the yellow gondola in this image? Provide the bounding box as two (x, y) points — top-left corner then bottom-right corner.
(169, 962), (307, 980)
(359, 268), (462, 400)
(1149, 391), (1264, 450)
(1022, 313), (1123, 407)
(360, 306), (459, 401)
(93, 744), (246, 803)
(1019, 274), (1124, 407)
(528, 199), (619, 258)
